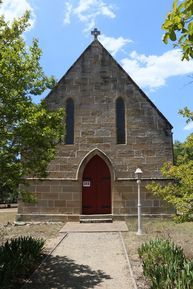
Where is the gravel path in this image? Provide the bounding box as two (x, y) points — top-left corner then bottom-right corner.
(23, 232), (136, 289)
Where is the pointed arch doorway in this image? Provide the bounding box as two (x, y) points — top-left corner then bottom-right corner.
(82, 155), (111, 215)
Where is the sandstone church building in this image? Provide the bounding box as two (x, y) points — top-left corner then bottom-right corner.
(18, 29), (174, 222)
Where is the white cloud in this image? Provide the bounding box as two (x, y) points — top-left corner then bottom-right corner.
(64, 1), (73, 24)
(0, 0), (35, 28)
(99, 3), (115, 18)
(184, 122), (193, 131)
(121, 49), (193, 91)
(99, 34), (132, 56)
(64, 0), (116, 31)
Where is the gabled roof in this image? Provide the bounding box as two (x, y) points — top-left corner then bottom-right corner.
(46, 39), (173, 129)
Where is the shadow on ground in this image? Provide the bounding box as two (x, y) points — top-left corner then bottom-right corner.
(23, 255), (112, 289)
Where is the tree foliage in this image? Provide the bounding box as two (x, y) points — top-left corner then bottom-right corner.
(173, 134), (193, 164)
(162, 0), (193, 60)
(155, 1), (193, 221)
(147, 133), (193, 222)
(0, 12), (64, 201)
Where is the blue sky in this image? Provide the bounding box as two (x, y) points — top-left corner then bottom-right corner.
(1, 0), (193, 142)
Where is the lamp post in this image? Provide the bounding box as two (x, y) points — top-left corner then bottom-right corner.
(135, 168), (143, 235)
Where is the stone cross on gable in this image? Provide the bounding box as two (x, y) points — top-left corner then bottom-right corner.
(91, 28), (101, 40)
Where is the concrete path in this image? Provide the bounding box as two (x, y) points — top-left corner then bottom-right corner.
(23, 226), (137, 289)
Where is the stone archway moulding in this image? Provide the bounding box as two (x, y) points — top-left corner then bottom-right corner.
(76, 148), (116, 181)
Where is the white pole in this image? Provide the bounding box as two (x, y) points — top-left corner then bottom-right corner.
(136, 179), (142, 235)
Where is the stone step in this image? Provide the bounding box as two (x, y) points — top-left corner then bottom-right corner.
(80, 218), (113, 223)
(80, 214), (113, 223)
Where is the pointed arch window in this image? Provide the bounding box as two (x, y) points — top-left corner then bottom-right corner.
(65, 98), (74, 144)
(116, 97), (125, 144)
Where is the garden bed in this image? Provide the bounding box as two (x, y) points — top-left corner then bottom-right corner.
(122, 217), (193, 289)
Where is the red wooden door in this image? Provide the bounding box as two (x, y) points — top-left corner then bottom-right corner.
(82, 155), (111, 215)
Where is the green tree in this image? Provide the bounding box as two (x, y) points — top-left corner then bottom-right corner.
(173, 140), (184, 164)
(147, 133), (193, 222)
(150, 1), (193, 221)
(0, 12), (64, 202)
(162, 0), (193, 60)
(173, 134), (193, 164)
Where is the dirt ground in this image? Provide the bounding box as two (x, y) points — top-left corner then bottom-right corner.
(1, 210), (193, 289)
(0, 208), (64, 252)
(122, 217), (193, 289)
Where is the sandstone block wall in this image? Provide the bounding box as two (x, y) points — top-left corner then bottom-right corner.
(18, 179), (174, 221)
(45, 41), (172, 180)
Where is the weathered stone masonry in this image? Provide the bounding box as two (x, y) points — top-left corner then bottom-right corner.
(18, 38), (174, 221)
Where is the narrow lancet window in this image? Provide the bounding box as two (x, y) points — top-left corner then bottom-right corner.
(65, 98), (74, 144)
(116, 97), (125, 144)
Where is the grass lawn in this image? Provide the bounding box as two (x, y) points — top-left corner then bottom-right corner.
(122, 217), (193, 289)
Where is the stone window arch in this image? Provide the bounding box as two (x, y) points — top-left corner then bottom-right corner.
(65, 98), (74, 144)
(116, 97), (125, 144)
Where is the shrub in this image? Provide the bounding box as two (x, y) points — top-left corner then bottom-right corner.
(177, 261), (193, 289)
(0, 236), (45, 288)
(138, 238), (193, 289)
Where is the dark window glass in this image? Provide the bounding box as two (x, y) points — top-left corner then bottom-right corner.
(65, 98), (74, 144)
(116, 97), (125, 144)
